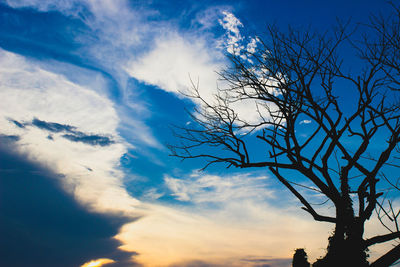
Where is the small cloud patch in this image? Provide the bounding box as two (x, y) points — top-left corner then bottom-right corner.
(164, 171), (273, 204)
(0, 134), (20, 142)
(8, 118), (26, 128)
(299, 119), (312, 125)
(80, 258), (115, 267)
(13, 117), (117, 147)
(32, 118), (76, 133)
(62, 133), (114, 147)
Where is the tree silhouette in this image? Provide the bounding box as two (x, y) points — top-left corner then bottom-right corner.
(293, 248), (310, 267)
(169, 5), (400, 266)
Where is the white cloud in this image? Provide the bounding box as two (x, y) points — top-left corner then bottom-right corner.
(77, 0), (152, 76)
(165, 171), (274, 203)
(246, 37), (259, 54)
(142, 188), (164, 201)
(300, 119), (312, 124)
(126, 32), (224, 96)
(193, 6), (231, 30)
(5, 0), (85, 15)
(219, 11), (243, 36)
(0, 49), (142, 217)
(218, 11), (244, 55)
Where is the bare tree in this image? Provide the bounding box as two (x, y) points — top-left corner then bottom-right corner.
(169, 6), (400, 267)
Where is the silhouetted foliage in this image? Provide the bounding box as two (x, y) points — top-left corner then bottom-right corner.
(170, 4), (400, 266)
(293, 249), (310, 267)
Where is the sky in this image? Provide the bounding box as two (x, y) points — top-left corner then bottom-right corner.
(0, 1), (398, 267)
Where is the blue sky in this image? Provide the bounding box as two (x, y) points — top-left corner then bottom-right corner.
(0, 1), (397, 266)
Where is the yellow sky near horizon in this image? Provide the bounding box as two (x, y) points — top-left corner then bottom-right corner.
(114, 203), (331, 267)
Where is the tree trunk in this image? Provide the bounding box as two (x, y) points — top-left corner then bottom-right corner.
(313, 217), (368, 266)
(313, 172), (369, 266)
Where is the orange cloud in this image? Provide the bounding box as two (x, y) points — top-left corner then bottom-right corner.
(81, 258), (115, 267)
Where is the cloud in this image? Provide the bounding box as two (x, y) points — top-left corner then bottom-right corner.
(218, 11), (244, 55)
(0, 133), (20, 142)
(10, 117), (115, 146)
(31, 118), (77, 133)
(164, 171), (274, 203)
(0, 49), (117, 134)
(142, 188), (165, 201)
(62, 133), (114, 146)
(126, 32), (224, 96)
(299, 120), (312, 125)
(193, 5), (232, 31)
(0, 48), (141, 217)
(219, 11), (243, 36)
(8, 118), (26, 128)
(246, 37), (258, 54)
(81, 258), (115, 267)
(4, 0), (86, 15)
(0, 146), (136, 267)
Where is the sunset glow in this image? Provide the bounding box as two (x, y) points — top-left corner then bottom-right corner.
(81, 258), (115, 267)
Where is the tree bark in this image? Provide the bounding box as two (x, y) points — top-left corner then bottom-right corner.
(313, 173), (369, 266)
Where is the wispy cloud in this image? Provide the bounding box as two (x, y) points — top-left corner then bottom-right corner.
(164, 171), (274, 203)
(5, 0), (86, 14)
(31, 118), (77, 133)
(193, 5), (232, 31)
(62, 133), (114, 146)
(10, 117), (116, 146)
